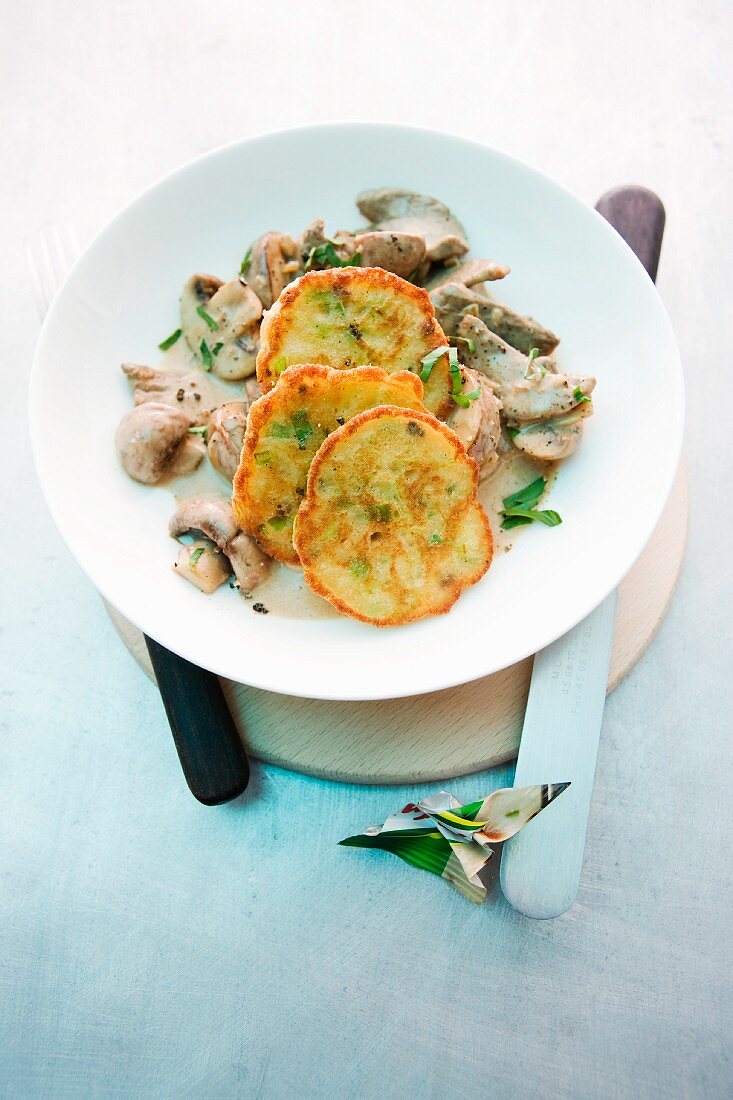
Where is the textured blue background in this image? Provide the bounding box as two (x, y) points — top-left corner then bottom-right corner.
(2, 1), (731, 1096)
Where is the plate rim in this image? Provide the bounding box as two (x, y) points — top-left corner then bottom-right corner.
(28, 121), (686, 701)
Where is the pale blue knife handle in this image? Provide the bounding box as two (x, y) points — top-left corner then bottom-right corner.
(499, 186), (665, 919)
(499, 591), (617, 918)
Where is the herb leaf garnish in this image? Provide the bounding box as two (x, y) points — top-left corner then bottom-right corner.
(305, 242), (361, 270)
(188, 425), (208, 441)
(419, 345), (450, 383)
(200, 339), (213, 370)
(239, 247), (252, 276)
(573, 386), (591, 405)
(500, 476), (562, 530)
(524, 347), (543, 378)
(158, 328), (182, 351)
(196, 306), (218, 331)
(189, 546), (205, 568)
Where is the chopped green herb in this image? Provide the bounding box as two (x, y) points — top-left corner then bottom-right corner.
(158, 328), (182, 351)
(267, 515), (289, 531)
(505, 809), (521, 818)
(419, 345), (450, 383)
(239, 247), (252, 276)
(305, 242), (362, 270)
(429, 533), (443, 545)
(189, 546), (205, 568)
(196, 306), (218, 331)
(200, 339), (213, 370)
(188, 425), (208, 440)
(500, 477), (562, 530)
(254, 451), (273, 466)
(349, 559), (369, 578)
(291, 409), (313, 450)
(506, 427), (519, 438)
(524, 347), (541, 378)
(271, 354), (288, 375)
(269, 421), (293, 440)
(501, 507), (562, 530)
(451, 334), (476, 354)
(503, 476), (546, 510)
(212, 342), (224, 356)
(449, 347), (475, 408)
(573, 386), (591, 405)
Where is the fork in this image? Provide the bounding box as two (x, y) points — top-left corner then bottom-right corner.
(26, 225), (251, 805)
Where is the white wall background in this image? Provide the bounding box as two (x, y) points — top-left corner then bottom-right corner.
(1, 2), (731, 1098)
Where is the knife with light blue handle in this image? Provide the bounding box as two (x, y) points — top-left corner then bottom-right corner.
(500, 186), (666, 918)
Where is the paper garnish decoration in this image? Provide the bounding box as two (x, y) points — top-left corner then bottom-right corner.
(340, 784), (569, 903)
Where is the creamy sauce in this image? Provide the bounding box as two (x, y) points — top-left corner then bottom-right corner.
(152, 345), (556, 621)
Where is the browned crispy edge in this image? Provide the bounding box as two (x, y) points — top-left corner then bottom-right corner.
(256, 267), (452, 417)
(292, 405), (493, 626)
(232, 364), (425, 565)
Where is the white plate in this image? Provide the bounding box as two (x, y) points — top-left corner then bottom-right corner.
(29, 123), (684, 701)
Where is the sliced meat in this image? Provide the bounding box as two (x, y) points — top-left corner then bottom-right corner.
(355, 188), (469, 263)
(446, 367), (502, 475)
(431, 281), (559, 356)
(351, 231), (426, 279)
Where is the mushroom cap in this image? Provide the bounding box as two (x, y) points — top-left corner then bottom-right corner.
(168, 497), (240, 548)
(245, 232), (299, 309)
(115, 402), (191, 484)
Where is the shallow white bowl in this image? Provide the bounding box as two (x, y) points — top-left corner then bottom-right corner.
(29, 123), (684, 701)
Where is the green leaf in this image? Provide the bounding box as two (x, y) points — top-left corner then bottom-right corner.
(254, 451), (273, 466)
(501, 507), (562, 530)
(524, 346), (541, 378)
(349, 559), (369, 578)
(457, 800), (485, 820)
(305, 242), (361, 271)
(239, 247), (252, 276)
(212, 342), (224, 356)
(505, 809), (521, 818)
(291, 409), (313, 450)
(196, 306), (218, 331)
(158, 328), (182, 351)
(573, 386), (591, 404)
(419, 345), (450, 383)
(502, 476), (546, 511)
(200, 339), (213, 370)
(189, 546), (205, 568)
(188, 425), (208, 440)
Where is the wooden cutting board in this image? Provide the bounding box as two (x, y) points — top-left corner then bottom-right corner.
(108, 462), (688, 784)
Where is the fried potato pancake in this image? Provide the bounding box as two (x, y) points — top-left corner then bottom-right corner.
(256, 267), (452, 418)
(292, 407), (493, 625)
(232, 365), (426, 564)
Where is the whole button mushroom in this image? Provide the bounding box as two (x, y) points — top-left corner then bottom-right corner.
(169, 498), (272, 595)
(115, 402), (202, 485)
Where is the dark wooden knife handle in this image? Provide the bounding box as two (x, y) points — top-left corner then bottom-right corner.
(144, 635), (249, 805)
(595, 185), (665, 282)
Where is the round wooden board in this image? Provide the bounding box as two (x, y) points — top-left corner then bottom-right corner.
(108, 462), (688, 785)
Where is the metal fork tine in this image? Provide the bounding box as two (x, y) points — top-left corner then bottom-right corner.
(25, 223), (82, 322)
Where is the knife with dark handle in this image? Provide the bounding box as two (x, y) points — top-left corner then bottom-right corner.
(499, 185), (665, 917)
(26, 224), (250, 808)
(145, 638), (249, 805)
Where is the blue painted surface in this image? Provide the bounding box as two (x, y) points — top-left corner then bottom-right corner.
(2, 2), (732, 1095)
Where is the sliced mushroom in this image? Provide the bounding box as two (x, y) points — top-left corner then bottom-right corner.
(508, 405), (593, 461)
(169, 497), (272, 595)
(115, 402), (199, 485)
(356, 188), (469, 263)
(180, 274), (262, 380)
(422, 258), (510, 293)
(430, 281), (559, 356)
(351, 231), (426, 279)
(245, 232), (300, 309)
(446, 367), (502, 475)
(458, 314), (595, 423)
(207, 401), (250, 481)
(122, 362), (220, 425)
(296, 220), (358, 270)
(173, 538), (232, 594)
